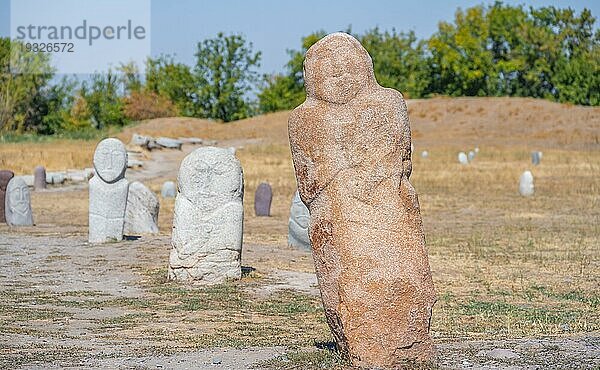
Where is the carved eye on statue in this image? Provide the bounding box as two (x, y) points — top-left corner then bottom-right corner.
(212, 162), (232, 176)
(196, 160), (211, 173)
(200, 223), (214, 234)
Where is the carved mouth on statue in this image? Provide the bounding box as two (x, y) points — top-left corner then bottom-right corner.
(197, 191), (219, 198)
(11, 205), (29, 216)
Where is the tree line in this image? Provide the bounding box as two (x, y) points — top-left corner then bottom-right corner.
(1, 2), (598, 136)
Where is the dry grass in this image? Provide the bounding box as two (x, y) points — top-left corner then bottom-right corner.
(0, 140), (96, 174)
(23, 146), (599, 341)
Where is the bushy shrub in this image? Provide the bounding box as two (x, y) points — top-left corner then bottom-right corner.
(123, 90), (178, 121)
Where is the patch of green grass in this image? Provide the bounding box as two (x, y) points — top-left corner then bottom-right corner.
(460, 300), (574, 324)
(96, 312), (155, 330)
(255, 291), (323, 316)
(0, 127), (119, 143)
(0, 305), (72, 322)
(256, 347), (349, 370)
(0, 343), (89, 369)
(528, 285), (600, 308)
(436, 299), (597, 337)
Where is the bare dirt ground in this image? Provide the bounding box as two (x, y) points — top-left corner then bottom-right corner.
(1, 97), (599, 369)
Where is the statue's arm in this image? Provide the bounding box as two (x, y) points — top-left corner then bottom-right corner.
(289, 107), (320, 206)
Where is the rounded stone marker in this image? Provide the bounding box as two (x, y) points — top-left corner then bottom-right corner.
(254, 182), (272, 216)
(468, 150), (476, 162)
(421, 150), (429, 159)
(161, 181), (176, 198)
(531, 151), (542, 165)
(458, 152), (469, 164)
(519, 170), (534, 196)
(0, 170), (15, 223)
(288, 32), (435, 367)
(5, 176), (34, 226)
(124, 181), (160, 235)
(33, 166), (46, 190)
(288, 190), (310, 250)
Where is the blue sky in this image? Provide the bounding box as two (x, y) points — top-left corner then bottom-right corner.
(1, 0), (598, 75)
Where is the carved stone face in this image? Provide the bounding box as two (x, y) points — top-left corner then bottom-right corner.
(7, 178), (30, 216)
(178, 147), (243, 206)
(93, 138), (127, 183)
(304, 32), (376, 104)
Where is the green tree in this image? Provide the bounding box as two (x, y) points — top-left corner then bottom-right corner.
(117, 61), (143, 94)
(537, 7), (600, 105)
(426, 2), (599, 104)
(359, 28), (430, 98)
(194, 32), (261, 122)
(145, 55), (196, 116)
(428, 5), (494, 97)
(27, 77), (78, 134)
(258, 31), (325, 113)
(80, 70), (128, 129)
(0, 38), (54, 133)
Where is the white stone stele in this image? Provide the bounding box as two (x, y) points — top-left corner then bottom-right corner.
(468, 150), (476, 162)
(124, 181), (160, 235)
(161, 181), (176, 198)
(519, 170), (534, 197)
(89, 138), (129, 244)
(168, 147), (244, 284)
(5, 176), (34, 226)
(531, 151), (543, 166)
(288, 190), (310, 250)
(421, 150), (429, 159)
(458, 152), (469, 165)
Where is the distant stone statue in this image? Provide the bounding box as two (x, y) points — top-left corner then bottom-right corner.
(168, 147), (244, 284)
(531, 151), (542, 165)
(519, 170), (534, 196)
(468, 150), (476, 162)
(288, 33), (436, 367)
(5, 176), (34, 226)
(161, 181), (176, 198)
(458, 152), (468, 164)
(89, 138), (129, 244)
(124, 181), (160, 235)
(287, 190), (310, 250)
(33, 166), (46, 190)
(421, 150), (429, 159)
(0, 170), (15, 223)
(254, 182), (272, 216)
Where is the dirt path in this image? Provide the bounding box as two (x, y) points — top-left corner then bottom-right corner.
(128, 139), (261, 183)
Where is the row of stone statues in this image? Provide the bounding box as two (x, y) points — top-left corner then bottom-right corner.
(87, 137), (310, 252)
